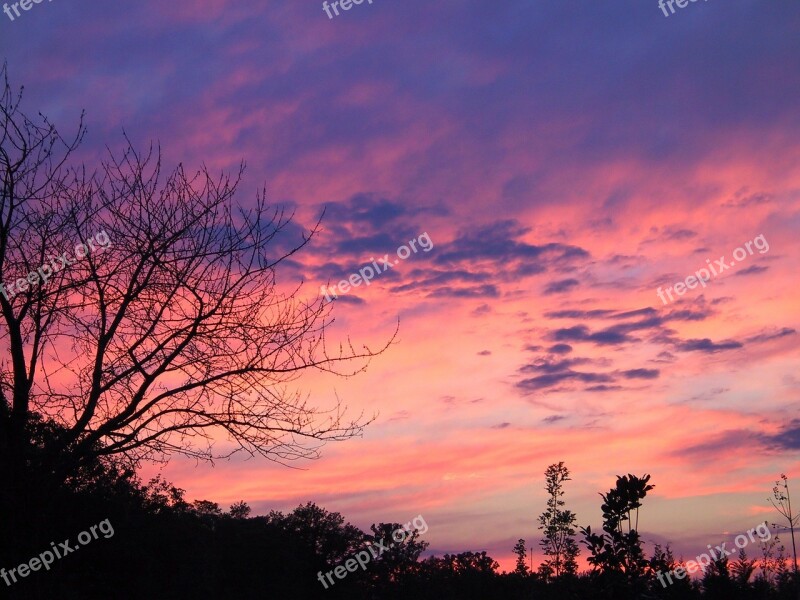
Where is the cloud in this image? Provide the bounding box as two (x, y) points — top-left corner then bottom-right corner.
(680, 421), (800, 459)
(689, 387), (730, 402)
(675, 338), (743, 353)
(544, 305), (706, 325)
(335, 233), (417, 256)
(544, 309), (616, 319)
(652, 351), (677, 363)
(325, 295), (366, 305)
(542, 415), (566, 424)
(428, 284), (500, 298)
(387, 411), (411, 422)
(678, 429), (763, 458)
(735, 265), (769, 277)
(357, 218), (593, 300)
(322, 194), (413, 228)
(472, 304), (492, 316)
(434, 220), (589, 267)
(516, 339), (663, 390)
(517, 370), (614, 392)
(585, 385), (623, 392)
(642, 226), (698, 245)
(519, 357), (592, 374)
(543, 278), (580, 295)
(745, 327), (796, 344)
(722, 189), (774, 208)
(763, 420), (800, 450)
(665, 228), (698, 241)
(550, 325), (631, 346)
(518, 296), (736, 393)
(612, 307), (659, 320)
(547, 344), (573, 355)
(665, 308), (711, 322)
(391, 269), (492, 294)
(621, 368), (660, 380)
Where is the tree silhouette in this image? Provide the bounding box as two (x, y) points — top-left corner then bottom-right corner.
(513, 538), (529, 575)
(0, 64), (391, 498)
(365, 522), (429, 590)
(272, 502), (366, 567)
(537, 461), (580, 579)
(731, 548), (756, 588)
(770, 474), (799, 576)
(0, 64), (395, 578)
(701, 549), (735, 599)
(416, 551), (500, 598)
(649, 543), (697, 598)
(581, 473), (654, 597)
(228, 500), (251, 519)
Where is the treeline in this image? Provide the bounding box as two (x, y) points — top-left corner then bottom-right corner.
(3, 426), (799, 599)
(515, 463), (799, 600)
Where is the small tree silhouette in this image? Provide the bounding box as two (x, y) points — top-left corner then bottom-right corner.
(537, 462), (580, 579)
(770, 474), (799, 575)
(513, 538), (529, 575)
(581, 473), (654, 585)
(702, 549), (735, 599)
(731, 548), (756, 588)
(228, 500), (252, 519)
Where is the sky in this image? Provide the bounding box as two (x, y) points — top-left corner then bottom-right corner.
(2, 0), (800, 571)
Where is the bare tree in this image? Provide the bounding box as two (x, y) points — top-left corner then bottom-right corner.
(0, 63), (391, 494)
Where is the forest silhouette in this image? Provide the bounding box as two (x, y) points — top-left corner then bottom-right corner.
(3, 430), (799, 599)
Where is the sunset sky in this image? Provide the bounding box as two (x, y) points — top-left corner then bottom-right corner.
(2, 0), (799, 570)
